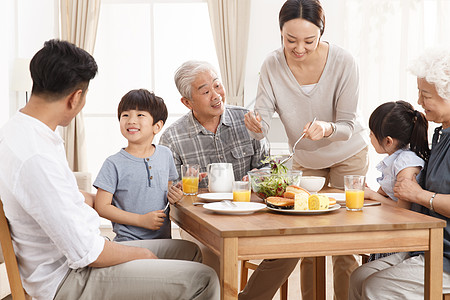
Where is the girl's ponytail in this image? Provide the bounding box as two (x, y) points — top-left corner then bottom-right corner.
(410, 110), (430, 161)
(369, 100), (430, 161)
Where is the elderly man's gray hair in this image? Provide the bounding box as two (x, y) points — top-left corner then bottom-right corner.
(409, 48), (450, 100)
(174, 60), (219, 100)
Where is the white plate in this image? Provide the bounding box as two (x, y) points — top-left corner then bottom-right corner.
(321, 193), (345, 201)
(267, 204), (341, 215)
(321, 193), (381, 207)
(203, 202), (267, 215)
(197, 193), (233, 202)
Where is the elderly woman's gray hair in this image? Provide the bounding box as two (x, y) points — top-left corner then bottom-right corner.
(174, 60), (219, 100)
(409, 48), (450, 100)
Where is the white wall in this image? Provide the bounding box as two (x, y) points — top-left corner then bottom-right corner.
(0, 0), (14, 127)
(5, 0), (58, 122)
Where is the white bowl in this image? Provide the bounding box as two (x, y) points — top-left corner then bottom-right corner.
(299, 176), (326, 193)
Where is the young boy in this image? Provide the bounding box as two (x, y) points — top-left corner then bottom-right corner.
(94, 89), (183, 241)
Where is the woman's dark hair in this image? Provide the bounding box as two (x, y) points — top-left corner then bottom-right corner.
(117, 89), (168, 125)
(369, 100), (430, 161)
(279, 0), (325, 35)
(30, 39), (98, 100)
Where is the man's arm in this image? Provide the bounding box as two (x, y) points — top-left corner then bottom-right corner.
(159, 134), (182, 182)
(89, 240), (157, 268)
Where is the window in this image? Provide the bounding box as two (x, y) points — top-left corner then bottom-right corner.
(84, 0), (219, 178)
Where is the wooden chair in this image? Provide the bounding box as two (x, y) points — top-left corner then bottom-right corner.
(0, 199), (31, 300)
(240, 260), (288, 300)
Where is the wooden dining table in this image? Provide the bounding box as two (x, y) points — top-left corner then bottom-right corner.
(170, 189), (446, 300)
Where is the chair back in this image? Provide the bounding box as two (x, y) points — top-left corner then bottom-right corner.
(0, 199), (29, 300)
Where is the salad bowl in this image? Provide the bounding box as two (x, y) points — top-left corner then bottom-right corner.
(248, 169), (302, 199)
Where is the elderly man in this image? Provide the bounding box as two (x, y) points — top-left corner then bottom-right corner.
(0, 41), (219, 300)
(160, 60), (267, 187)
(159, 60), (298, 300)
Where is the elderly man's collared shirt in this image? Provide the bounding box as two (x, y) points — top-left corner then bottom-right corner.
(159, 105), (269, 188)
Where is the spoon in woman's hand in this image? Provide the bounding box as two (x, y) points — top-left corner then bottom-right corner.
(279, 117), (317, 165)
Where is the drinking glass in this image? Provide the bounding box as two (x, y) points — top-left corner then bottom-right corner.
(232, 181), (251, 202)
(344, 175), (365, 211)
(181, 164), (200, 195)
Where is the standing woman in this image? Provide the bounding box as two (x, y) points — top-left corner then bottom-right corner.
(244, 0), (369, 299)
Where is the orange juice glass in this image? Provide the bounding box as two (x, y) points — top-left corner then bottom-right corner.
(182, 176), (199, 195)
(345, 190), (364, 210)
(344, 175), (365, 211)
(181, 164), (200, 195)
(232, 181), (251, 202)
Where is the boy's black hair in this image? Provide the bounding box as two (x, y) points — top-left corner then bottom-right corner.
(30, 39), (98, 100)
(369, 100), (430, 161)
(117, 89), (168, 125)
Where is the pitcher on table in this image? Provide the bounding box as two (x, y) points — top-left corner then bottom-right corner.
(207, 163), (234, 193)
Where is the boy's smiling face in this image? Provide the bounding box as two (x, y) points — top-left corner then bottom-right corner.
(119, 109), (162, 145)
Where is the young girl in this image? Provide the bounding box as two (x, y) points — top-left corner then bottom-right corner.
(365, 100), (430, 206)
(365, 100), (430, 260)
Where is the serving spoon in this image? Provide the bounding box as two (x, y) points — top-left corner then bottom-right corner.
(279, 117), (317, 165)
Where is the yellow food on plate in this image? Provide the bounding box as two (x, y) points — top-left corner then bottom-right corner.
(286, 185), (309, 194)
(328, 197), (336, 206)
(294, 192), (309, 210)
(287, 185), (310, 211)
(283, 191), (296, 199)
(308, 194), (330, 210)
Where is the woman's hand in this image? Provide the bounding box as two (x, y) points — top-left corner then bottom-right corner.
(244, 111), (263, 133)
(303, 120), (334, 141)
(393, 177), (423, 203)
(168, 182), (183, 204)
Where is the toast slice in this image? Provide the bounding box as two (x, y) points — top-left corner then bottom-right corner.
(266, 196), (295, 209)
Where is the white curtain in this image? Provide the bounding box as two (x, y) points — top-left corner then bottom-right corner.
(331, 0), (450, 125)
(325, 0), (450, 186)
(207, 0), (251, 106)
(60, 0), (101, 171)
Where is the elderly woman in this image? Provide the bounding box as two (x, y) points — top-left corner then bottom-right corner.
(349, 48), (450, 299)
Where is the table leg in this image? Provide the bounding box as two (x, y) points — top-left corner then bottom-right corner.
(220, 237), (238, 300)
(425, 228), (443, 300)
(313, 256), (326, 300)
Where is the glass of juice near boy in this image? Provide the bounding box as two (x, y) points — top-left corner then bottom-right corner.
(181, 164), (200, 195)
(344, 175), (365, 211)
(232, 181), (251, 202)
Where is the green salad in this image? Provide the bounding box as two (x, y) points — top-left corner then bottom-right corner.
(249, 157), (300, 198)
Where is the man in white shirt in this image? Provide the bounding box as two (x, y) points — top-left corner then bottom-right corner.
(0, 39), (219, 300)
